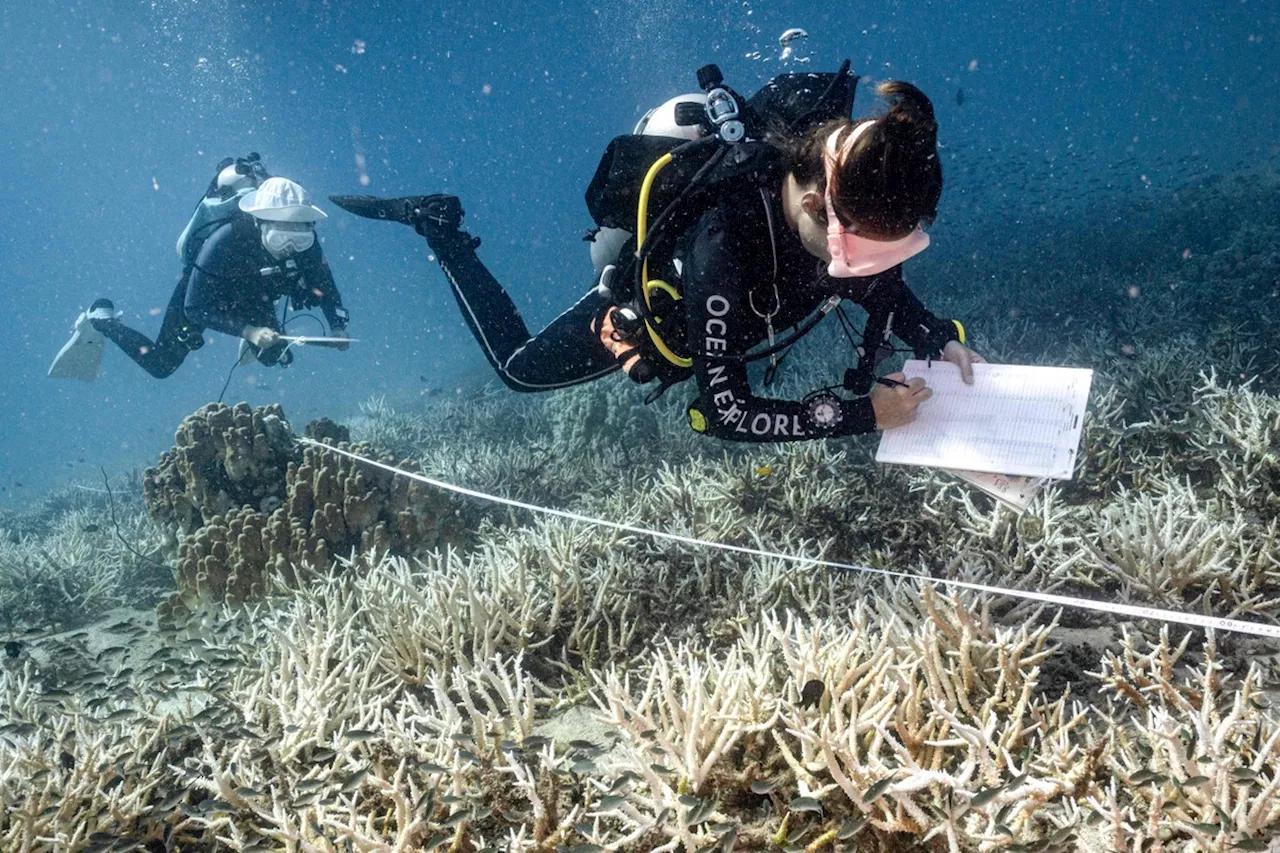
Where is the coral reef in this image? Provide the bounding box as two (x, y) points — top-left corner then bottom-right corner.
(148, 403), (475, 622)
(4, 162), (1280, 850)
(0, 480), (169, 633)
(144, 402), (296, 540)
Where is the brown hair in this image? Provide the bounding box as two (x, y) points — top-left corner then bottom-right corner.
(776, 80), (942, 237)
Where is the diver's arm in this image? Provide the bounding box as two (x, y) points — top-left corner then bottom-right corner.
(298, 247), (349, 331)
(683, 210), (876, 442)
(861, 265), (963, 358)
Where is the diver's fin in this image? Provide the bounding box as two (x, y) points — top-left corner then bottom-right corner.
(48, 310), (107, 381)
(329, 195), (430, 224)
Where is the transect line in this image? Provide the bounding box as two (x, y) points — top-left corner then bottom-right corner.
(299, 438), (1280, 641)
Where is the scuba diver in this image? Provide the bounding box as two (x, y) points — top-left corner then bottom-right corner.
(332, 63), (982, 442)
(50, 157), (349, 382)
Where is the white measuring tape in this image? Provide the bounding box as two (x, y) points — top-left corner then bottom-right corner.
(299, 438), (1280, 641)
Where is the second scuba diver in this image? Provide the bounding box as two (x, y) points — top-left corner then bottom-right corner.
(51, 159), (350, 382)
(332, 64), (982, 442)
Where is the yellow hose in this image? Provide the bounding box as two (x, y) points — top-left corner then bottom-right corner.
(635, 153), (693, 369)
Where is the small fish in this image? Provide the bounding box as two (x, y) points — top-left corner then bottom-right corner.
(3, 641), (21, 659)
(754, 465), (773, 477)
(970, 784), (1005, 807)
(311, 747), (337, 762)
(82, 524), (101, 533)
(799, 679), (825, 709)
(295, 779), (326, 793)
(192, 706), (222, 723)
(955, 87), (965, 106)
(105, 709), (136, 723)
(343, 729), (377, 742)
(789, 796), (823, 815)
(862, 776), (896, 802)
(340, 768), (369, 793)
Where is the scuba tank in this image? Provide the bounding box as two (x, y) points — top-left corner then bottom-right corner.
(176, 153), (270, 266)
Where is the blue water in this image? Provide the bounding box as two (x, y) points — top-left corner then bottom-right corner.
(1, 0), (1276, 502)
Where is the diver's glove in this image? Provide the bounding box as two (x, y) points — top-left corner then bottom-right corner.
(258, 341), (293, 368)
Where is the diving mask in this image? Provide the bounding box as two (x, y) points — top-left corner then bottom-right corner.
(823, 122), (930, 278)
(260, 220), (315, 257)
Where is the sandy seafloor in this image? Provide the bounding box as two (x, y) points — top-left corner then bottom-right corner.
(4, 163), (1280, 852)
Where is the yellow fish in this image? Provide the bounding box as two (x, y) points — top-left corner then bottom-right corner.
(755, 465), (773, 477)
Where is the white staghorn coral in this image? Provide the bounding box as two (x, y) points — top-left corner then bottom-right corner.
(1089, 627), (1280, 851)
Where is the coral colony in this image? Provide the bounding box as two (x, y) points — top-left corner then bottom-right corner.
(4, 169), (1280, 851)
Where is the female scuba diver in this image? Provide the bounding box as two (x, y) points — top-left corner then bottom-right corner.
(333, 65), (982, 442)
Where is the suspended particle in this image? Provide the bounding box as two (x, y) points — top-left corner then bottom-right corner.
(779, 28), (809, 64)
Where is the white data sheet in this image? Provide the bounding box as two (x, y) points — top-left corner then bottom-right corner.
(875, 361), (1093, 480)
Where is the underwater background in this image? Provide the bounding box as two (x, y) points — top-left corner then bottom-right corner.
(5, 1), (1280, 852)
(1, 0), (1276, 495)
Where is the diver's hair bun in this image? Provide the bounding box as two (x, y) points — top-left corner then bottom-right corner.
(824, 80), (943, 235)
(877, 80), (938, 150)
(771, 79), (944, 236)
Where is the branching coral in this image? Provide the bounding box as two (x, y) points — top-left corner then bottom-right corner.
(9, 177), (1280, 853)
(1089, 627), (1280, 851)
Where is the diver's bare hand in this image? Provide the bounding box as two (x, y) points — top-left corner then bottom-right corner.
(242, 326), (280, 349)
(871, 372), (933, 430)
(941, 339), (984, 385)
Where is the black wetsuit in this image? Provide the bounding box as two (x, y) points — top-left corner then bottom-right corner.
(96, 214), (347, 378)
(425, 145), (959, 442)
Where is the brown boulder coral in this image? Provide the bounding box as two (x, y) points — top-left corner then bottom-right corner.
(144, 402), (295, 538)
(146, 403), (471, 623)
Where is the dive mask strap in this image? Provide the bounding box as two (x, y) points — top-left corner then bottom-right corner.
(823, 123), (931, 278)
